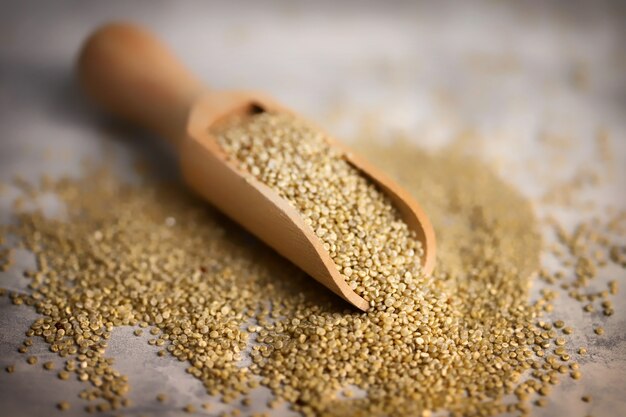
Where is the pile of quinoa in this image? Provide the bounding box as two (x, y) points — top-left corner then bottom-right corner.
(0, 113), (623, 416)
(215, 113), (427, 310)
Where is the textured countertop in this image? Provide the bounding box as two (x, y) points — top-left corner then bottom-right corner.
(1, 1), (625, 416)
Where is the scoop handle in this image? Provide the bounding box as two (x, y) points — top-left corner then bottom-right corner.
(77, 22), (205, 149)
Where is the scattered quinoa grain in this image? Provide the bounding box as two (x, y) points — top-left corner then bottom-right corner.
(4, 120), (615, 416)
(57, 401), (70, 411)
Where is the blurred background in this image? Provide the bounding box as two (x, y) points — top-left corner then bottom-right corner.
(1, 1), (625, 416)
(1, 1), (624, 167)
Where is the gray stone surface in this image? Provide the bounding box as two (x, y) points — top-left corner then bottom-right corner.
(1, 1), (625, 416)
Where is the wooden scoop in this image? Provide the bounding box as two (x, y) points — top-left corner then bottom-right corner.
(77, 22), (436, 311)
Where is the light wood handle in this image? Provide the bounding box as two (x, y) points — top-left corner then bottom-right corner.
(77, 22), (205, 149)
